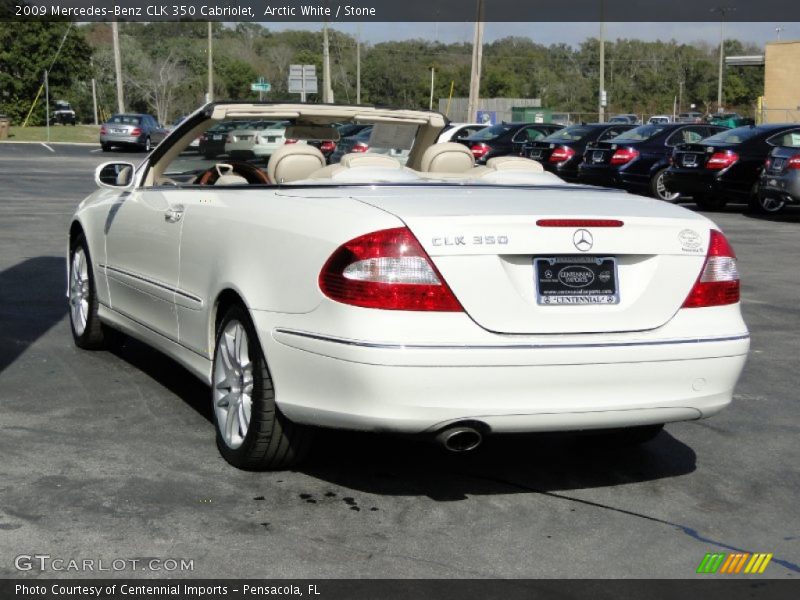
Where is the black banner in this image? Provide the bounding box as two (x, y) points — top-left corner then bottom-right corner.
(2, 580), (800, 600)
(4, 0), (800, 22)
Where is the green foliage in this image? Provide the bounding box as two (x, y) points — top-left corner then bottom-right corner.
(0, 22), (92, 124)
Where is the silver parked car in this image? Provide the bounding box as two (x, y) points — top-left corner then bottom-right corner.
(100, 113), (167, 152)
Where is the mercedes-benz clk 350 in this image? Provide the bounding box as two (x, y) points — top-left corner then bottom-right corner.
(67, 103), (749, 469)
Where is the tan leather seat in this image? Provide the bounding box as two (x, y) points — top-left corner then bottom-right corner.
(485, 156), (544, 172)
(339, 153), (403, 169)
(267, 144), (326, 183)
(420, 142), (474, 173)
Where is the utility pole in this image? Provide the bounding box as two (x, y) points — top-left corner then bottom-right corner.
(323, 22), (333, 103)
(44, 70), (50, 142)
(429, 66), (435, 111)
(599, 19), (605, 123)
(356, 25), (361, 104)
(711, 7), (735, 113)
(90, 58), (98, 125)
(207, 22), (214, 103)
(111, 21), (124, 113)
(467, 0), (485, 122)
(678, 79), (684, 114)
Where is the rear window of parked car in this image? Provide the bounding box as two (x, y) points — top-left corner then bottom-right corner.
(108, 115), (142, 125)
(470, 124), (515, 140)
(543, 126), (596, 142)
(703, 127), (762, 145)
(611, 124), (668, 141)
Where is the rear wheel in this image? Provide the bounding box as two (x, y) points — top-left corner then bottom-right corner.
(753, 193), (786, 214)
(100, 143), (111, 152)
(650, 168), (680, 202)
(69, 234), (106, 349)
(695, 194), (727, 211)
(212, 304), (312, 470)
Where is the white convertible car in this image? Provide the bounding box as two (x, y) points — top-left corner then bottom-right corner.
(68, 102), (749, 470)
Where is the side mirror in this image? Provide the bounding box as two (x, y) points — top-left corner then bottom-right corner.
(95, 161), (136, 190)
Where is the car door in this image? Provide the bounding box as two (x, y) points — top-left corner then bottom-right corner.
(103, 186), (184, 341)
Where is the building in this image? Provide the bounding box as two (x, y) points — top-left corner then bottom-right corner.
(762, 40), (800, 123)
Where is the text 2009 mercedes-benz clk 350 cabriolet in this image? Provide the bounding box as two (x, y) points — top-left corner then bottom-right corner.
(68, 102), (749, 470)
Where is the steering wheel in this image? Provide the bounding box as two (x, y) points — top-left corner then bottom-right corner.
(197, 161), (270, 185)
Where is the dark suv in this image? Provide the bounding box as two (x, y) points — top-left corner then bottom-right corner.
(577, 123), (727, 201)
(665, 124), (800, 211)
(524, 123), (636, 182)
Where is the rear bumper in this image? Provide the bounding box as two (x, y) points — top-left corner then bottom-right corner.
(257, 313), (749, 434)
(100, 134), (143, 146)
(577, 166), (620, 188)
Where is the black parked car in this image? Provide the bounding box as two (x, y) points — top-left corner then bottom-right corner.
(524, 123), (636, 182)
(758, 143), (800, 214)
(457, 122), (563, 165)
(665, 124), (800, 211)
(329, 126), (373, 163)
(578, 123), (727, 201)
(199, 121), (252, 158)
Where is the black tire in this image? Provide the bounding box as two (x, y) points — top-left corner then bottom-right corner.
(68, 234), (106, 350)
(650, 168), (680, 202)
(695, 194), (727, 211)
(751, 193), (786, 215)
(212, 304), (312, 470)
(583, 424), (664, 447)
(100, 143), (111, 152)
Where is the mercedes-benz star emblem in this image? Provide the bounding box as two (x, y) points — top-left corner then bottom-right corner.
(573, 229), (593, 252)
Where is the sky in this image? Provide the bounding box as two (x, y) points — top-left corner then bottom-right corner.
(260, 21), (800, 48)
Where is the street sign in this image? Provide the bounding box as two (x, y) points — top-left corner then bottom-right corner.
(250, 82), (271, 92)
(288, 65), (318, 100)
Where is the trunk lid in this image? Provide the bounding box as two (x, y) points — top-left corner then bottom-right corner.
(349, 186), (710, 334)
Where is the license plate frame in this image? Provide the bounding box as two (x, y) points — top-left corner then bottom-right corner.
(528, 149), (543, 159)
(534, 256), (619, 305)
(682, 153), (698, 167)
(592, 150), (605, 163)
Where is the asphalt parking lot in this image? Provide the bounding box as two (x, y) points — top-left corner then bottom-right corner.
(0, 142), (798, 579)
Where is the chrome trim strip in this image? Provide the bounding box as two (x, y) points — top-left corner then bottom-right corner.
(100, 263), (203, 304)
(274, 328), (750, 351)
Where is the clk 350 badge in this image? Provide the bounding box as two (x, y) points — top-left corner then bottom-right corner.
(432, 235), (509, 246)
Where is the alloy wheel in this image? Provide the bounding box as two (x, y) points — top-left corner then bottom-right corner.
(69, 247), (90, 336)
(213, 320), (254, 449)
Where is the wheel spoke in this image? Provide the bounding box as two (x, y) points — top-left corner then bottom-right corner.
(215, 389), (236, 408)
(225, 400), (238, 442)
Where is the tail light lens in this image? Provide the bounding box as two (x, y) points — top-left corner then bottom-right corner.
(320, 140), (336, 153)
(130, 127), (142, 136)
(351, 141), (369, 153)
(319, 227), (463, 312)
(706, 150), (739, 170)
(549, 145), (576, 163)
(682, 230), (740, 308)
(284, 138), (298, 144)
(788, 154), (800, 170)
(610, 147), (639, 165)
(470, 143), (490, 159)
(100, 126), (107, 135)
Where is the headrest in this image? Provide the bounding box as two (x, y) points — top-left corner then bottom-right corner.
(420, 142), (474, 173)
(485, 156), (545, 172)
(267, 144), (326, 184)
(339, 153), (403, 169)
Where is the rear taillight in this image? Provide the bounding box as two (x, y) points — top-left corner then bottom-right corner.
(549, 145), (576, 163)
(100, 126), (107, 135)
(682, 230), (740, 308)
(706, 150), (739, 170)
(471, 143), (490, 159)
(610, 147), (639, 165)
(130, 127), (142, 136)
(352, 141), (369, 153)
(226, 133), (233, 143)
(788, 154), (800, 170)
(320, 140), (336, 153)
(284, 138), (298, 144)
(319, 227), (463, 312)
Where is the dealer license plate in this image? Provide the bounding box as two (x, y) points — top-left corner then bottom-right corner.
(528, 149), (543, 159)
(534, 256), (619, 305)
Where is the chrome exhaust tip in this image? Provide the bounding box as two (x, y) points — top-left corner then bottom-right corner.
(436, 426), (483, 452)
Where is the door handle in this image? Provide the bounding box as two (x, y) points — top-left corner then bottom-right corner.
(164, 205), (184, 223)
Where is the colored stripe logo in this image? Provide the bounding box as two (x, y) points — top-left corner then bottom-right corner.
(697, 552), (773, 574)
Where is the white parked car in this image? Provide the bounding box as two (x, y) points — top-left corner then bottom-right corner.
(68, 102), (749, 470)
(437, 122), (486, 144)
(224, 120), (290, 158)
(648, 115), (672, 124)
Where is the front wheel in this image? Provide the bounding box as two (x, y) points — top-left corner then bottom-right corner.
(650, 169), (680, 202)
(212, 305), (312, 470)
(69, 234), (106, 349)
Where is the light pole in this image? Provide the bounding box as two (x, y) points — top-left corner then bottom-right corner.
(599, 19), (605, 123)
(467, 0), (485, 122)
(207, 22), (214, 103)
(711, 7), (735, 114)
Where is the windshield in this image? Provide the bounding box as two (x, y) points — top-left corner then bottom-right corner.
(612, 124), (668, 142)
(543, 125), (594, 142)
(469, 124), (514, 140)
(703, 126), (761, 145)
